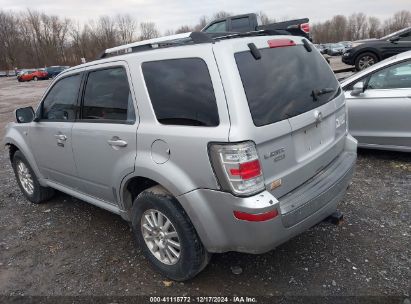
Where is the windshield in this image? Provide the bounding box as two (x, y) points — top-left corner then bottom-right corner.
(381, 27), (410, 40)
(235, 44), (340, 127)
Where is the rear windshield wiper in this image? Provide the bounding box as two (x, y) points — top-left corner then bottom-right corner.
(311, 87), (335, 101)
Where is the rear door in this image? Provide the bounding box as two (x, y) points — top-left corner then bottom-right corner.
(345, 59), (411, 148)
(71, 62), (138, 204)
(216, 37), (346, 198)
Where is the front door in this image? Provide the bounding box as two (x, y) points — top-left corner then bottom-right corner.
(71, 63), (138, 204)
(30, 73), (83, 189)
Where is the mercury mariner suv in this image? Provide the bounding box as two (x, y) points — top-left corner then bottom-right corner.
(4, 31), (357, 281)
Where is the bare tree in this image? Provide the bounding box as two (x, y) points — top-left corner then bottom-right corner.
(368, 16), (382, 38)
(139, 22), (159, 40)
(116, 14), (137, 44)
(213, 11), (231, 20)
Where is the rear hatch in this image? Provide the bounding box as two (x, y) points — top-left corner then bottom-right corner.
(232, 37), (347, 198)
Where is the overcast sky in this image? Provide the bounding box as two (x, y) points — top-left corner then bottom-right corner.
(1, 0), (409, 33)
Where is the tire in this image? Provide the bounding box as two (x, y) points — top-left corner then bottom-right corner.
(131, 187), (210, 281)
(33, 76), (38, 81)
(11, 150), (54, 204)
(355, 52), (378, 71)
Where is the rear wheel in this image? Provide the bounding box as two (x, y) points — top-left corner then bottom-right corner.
(33, 76), (38, 81)
(12, 151), (54, 204)
(131, 187), (210, 281)
(355, 52), (378, 71)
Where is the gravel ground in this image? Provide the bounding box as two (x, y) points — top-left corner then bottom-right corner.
(0, 74), (410, 300)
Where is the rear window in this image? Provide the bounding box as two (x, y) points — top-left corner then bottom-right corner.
(235, 44), (340, 126)
(142, 58), (219, 127)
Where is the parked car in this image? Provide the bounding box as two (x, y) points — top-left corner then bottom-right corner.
(45, 66), (68, 78)
(5, 32), (357, 281)
(17, 69), (48, 82)
(341, 50), (411, 151)
(342, 27), (411, 71)
(201, 13), (311, 39)
(327, 43), (346, 56)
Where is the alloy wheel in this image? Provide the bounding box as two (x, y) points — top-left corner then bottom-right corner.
(141, 209), (181, 265)
(17, 161), (34, 195)
(358, 55), (375, 70)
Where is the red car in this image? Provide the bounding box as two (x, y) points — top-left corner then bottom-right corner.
(17, 69), (49, 82)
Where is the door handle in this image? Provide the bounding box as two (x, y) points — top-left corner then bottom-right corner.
(107, 137), (128, 148)
(54, 134), (67, 141)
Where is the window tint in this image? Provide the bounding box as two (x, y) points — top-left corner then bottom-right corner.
(399, 31), (411, 41)
(142, 58), (219, 127)
(203, 21), (226, 33)
(367, 60), (411, 89)
(42, 74), (81, 121)
(231, 17), (251, 32)
(235, 45), (340, 127)
(82, 67), (135, 122)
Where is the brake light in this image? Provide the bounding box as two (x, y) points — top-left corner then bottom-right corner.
(209, 141), (265, 196)
(230, 159), (261, 180)
(300, 23), (310, 33)
(267, 39), (296, 48)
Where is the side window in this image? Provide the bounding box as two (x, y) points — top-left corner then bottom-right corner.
(42, 74), (81, 121)
(231, 17), (251, 32)
(142, 58), (219, 127)
(203, 21), (227, 33)
(399, 31), (411, 42)
(82, 67), (135, 123)
(368, 60), (411, 90)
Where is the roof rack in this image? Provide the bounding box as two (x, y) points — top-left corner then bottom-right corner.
(99, 30), (290, 59)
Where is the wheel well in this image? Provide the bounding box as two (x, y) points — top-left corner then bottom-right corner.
(356, 50), (380, 62)
(7, 144), (19, 161)
(123, 176), (160, 211)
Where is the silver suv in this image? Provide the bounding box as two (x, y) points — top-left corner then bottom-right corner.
(4, 32), (357, 281)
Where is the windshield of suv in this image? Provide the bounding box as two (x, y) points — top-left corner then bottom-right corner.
(381, 27), (411, 40)
(235, 44), (339, 126)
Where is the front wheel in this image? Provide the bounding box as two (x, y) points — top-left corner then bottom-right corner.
(12, 151), (54, 204)
(131, 187), (210, 281)
(33, 76), (38, 81)
(355, 52), (378, 71)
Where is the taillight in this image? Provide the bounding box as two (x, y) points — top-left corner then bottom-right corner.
(209, 141), (265, 196)
(300, 23), (310, 33)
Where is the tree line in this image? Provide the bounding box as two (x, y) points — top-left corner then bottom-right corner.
(0, 9), (410, 70)
(311, 10), (411, 43)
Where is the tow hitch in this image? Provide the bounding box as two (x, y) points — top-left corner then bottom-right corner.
(324, 210), (344, 225)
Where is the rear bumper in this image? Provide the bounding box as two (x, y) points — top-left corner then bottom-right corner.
(177, 135), (357, 254)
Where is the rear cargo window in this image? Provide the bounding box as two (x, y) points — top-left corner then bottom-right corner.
(142, 58), (219, 127)
(235, 45), (339, 127)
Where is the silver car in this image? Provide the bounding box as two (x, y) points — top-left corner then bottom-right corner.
(342, 50), (411, 152)
(4, 32), (357, 280)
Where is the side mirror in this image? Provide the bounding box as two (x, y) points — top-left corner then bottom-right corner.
(389, 36), (400, 43)
(350, 81), (365, 96)
(15, 107), (35, 123)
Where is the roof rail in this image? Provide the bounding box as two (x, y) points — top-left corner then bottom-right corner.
(99, 29), (290, 59)
(100, 32), (213, 59)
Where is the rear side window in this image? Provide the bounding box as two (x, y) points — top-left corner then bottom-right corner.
(142, 58), (219, 127)
(82, 67), (135, 123)
(231, 17), (251, 32)
(235, 45), (340, 126)
(42, 74), (81, 121)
